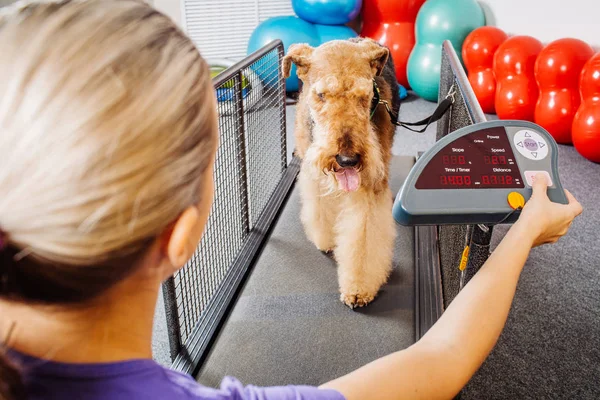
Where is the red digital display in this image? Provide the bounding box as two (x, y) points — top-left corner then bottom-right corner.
(442, 155), (466, 165)
(415, 127), (524, 190)
(484, 155), (507, 165)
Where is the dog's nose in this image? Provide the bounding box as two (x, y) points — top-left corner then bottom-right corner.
(336, 153), (360, 168)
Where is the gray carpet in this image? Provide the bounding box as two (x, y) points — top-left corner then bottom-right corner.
(196, 156), (416, 388)
(461, 143), (600, 400)
(392, 99), (600, 398)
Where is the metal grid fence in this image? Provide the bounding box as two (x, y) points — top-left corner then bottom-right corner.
(162, 40), (299, 375)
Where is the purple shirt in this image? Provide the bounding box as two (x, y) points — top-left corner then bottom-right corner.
(9, 350), (346, 400)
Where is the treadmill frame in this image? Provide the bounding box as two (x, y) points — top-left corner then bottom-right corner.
(414, 41), (492, 340)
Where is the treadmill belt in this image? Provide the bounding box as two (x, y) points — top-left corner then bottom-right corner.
(197, 156), (416, 387)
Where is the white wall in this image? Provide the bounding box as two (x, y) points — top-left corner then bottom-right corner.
(160, 0), (599, 49)
(165, 1), (294, 61)
(480, 0), (599, 48)
(152, 0), (182, 27)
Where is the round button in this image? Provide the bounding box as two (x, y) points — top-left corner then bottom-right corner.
(523, 138), (538, 151)
(513, 129), (549, 161)
(507, 192), (526, 210)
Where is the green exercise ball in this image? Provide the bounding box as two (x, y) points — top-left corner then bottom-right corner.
(407, 0), (485, 101)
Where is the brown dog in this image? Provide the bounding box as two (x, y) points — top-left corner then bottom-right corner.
(282, 38), (401, 308)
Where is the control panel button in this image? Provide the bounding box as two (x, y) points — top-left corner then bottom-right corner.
(513, 130), (549, 161)
(524, 170), (553, 187)
(507, 192), (526, 210)
(524, 138), (538, 151)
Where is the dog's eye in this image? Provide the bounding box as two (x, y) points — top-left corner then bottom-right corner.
(317, 93), (326, 102)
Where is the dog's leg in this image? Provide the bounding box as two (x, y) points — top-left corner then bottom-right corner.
(335, 188), (396, 308)
(298, 166), (337, 254)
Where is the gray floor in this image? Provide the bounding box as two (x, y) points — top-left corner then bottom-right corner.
(462, 143), (600, 400)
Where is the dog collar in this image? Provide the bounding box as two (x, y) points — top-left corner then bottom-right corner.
(370, 79), (381, 120)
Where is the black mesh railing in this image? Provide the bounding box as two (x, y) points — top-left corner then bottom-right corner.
(162, 40), (300, 376)
(435, 41), (492, 311)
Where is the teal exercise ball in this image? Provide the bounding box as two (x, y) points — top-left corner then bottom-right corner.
(407, 0), (485, 101)
(292, 0), (362, 25)
(248, 16), (319, 92)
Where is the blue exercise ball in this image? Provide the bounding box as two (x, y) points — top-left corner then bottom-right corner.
(292, 0), (362, 25)
(314, 24), (357, 43)
(247, 16), (319, 92)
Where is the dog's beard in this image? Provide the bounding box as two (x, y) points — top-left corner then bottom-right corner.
(334, 168), (360, 192)
(305, 149), (361, 195)
(307, 118), (364, 194)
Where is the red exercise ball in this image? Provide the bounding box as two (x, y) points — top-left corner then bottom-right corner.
(534, 38), (595, 144)
(462, 26), (508, 114)
(493, 36), (543, 121)
(572, 53), (600, 163)
(361, 0), (426, 88)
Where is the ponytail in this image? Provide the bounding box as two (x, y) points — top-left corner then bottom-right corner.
(0, 238), (26, 400)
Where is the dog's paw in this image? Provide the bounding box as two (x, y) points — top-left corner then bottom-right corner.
(340, 291), (375, 309)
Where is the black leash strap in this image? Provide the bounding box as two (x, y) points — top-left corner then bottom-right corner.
(373, 83), (456, 133)
(393, 97), (453, 133)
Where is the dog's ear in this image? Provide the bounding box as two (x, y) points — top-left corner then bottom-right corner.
(361, 39), (389, 77)
(282, 43), (314, 80)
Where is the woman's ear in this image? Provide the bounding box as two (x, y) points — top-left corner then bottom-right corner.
(282, 43), (314, 80)
(165, 206), (201, 269)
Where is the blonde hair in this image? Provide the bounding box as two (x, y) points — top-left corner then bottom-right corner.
(0, 0), (217, 267)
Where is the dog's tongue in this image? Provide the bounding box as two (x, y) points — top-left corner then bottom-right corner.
(335, 168), (360, 192)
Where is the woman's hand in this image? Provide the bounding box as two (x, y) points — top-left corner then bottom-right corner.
(517, 173), (583, 247)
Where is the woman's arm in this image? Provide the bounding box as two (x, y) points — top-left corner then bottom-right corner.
(320, 174), (582, 400)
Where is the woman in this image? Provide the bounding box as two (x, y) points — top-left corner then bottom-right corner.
(0, 1), (582, 400)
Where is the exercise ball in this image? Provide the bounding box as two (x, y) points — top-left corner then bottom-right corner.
(248, 16), (319, 92)
(292, 0), (362, 25)
(462, 26), (508, 114)
(314, 24), (357, 44)
(572, 53), (600, 162)
(361, 0), (426, 87)
(493, 36), (543, 121)
(407, 0), (485, 101)
(534, 38), (594, 144)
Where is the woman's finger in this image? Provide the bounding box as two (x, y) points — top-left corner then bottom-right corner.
(531, 173), (549, 199)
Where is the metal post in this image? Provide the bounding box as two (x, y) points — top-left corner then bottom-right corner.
(278, 45), (288, 171)
(235, 71), (250, 234)
(162, 277), (182, 361)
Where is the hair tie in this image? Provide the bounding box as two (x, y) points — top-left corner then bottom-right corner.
(0, 228), (7, 251)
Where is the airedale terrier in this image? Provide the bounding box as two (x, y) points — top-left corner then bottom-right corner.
(282, 37), (401, 308)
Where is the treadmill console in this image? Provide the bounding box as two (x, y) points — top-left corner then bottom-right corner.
(393, 120), (568, 226)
